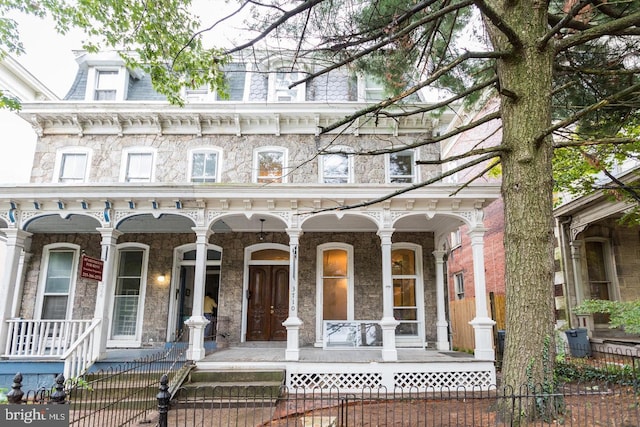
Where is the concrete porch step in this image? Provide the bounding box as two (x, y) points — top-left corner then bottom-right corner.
(175, 368), (286, 402)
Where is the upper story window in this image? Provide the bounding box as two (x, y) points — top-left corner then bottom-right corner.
(320, 150), (353, 184)
(450, 229), (462, 249)
(454, 272), (465, 300)
(268, 64), (306, 102)
(254, 147), (287, 183)
(387, 150), (416, 183)
(185, 63), (247, 102)
(85, 67), (128, 101)
(362, 74), (385, 101)
(53, 148), (91, 183)
(120, 148), (156, 183)
(189, 148), (221, 183)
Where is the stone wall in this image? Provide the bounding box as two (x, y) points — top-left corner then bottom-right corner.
(31, 134), (440, 185)
(20, 229), (437, 347)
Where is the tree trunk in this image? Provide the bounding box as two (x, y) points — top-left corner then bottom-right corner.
(484, 0), (557, 397)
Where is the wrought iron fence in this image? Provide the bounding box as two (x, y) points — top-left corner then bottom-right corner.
(160, 382), (639, 426)
(3, 341), (189, 426)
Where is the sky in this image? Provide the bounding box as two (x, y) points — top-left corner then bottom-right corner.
(1, 1), (246, 185)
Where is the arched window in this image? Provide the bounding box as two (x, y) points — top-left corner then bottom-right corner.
(253, 146), (288, 183)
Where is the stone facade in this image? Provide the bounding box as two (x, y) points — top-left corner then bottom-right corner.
(30, 134), (440, 185)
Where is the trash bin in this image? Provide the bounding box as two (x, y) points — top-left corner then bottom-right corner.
(565, 328), (591, 357)
(497, 330), (506, 355)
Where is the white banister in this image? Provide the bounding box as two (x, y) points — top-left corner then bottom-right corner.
(61, 319), (101, 380)
(4, 319), (94, 358)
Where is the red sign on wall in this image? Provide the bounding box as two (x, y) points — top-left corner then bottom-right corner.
(80, 255), (104, 281)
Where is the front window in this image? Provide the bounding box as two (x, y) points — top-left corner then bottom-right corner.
(38, 246), (79, 320)
(388, 150), (415, 183)
(392, 248), (419, 336)
(122, 150), (155, 183)
(321, 152), (352, 183)
(585, 240), (614, 325)
(190, 150), (220, 183)
(317, 244), (354, 343)
(255, 148), (286, 183)
(364, 74), (385, 101)
(275, 69), (299, 101)
(110, 247), (148, 343)
(94, 70), (119, 100)
(59, 153), (87, 183)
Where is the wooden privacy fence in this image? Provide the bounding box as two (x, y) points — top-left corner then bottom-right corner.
(450, 293), (505, 352)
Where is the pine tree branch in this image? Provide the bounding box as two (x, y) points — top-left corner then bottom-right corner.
(535, 82), (640, 145)
(538, 0), (596, 50)
(553, 137), (639, 149)
(319, 51), (505, 134)
(450, 158), (501, 196)
(417, 145), (505, 165)
(555, 10), (640, 53)
(306, 152), (500, 214)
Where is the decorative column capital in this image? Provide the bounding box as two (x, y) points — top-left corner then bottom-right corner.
(432, 249), (447, 262)
(192, 226), (213, 242)
(377, 228), (395, 244)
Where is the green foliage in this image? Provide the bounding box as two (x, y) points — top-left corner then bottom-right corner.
(0, 387), (7, 404)
(555, 356), (639, 386)
(573, 299), (640, 334)
(523, 335), (565, 423)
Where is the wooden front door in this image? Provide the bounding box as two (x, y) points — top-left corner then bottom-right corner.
(246, 265), (289, 341)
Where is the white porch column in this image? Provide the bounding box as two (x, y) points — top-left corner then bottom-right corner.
(93, 228), (123, 359)
(378, 229), (399, 362)
(570, 240), (592, 330)
(468, 227), (496, 361)
(10, 243), (31, 318)
(185, 227), (212, 361)
(283, 229), (303, 361)
(433, 250), (450, 351)
(0, 229), (32, 351)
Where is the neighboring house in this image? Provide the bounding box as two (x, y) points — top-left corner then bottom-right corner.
(555, 167), (640, 345)
(0, 50), (502, 390)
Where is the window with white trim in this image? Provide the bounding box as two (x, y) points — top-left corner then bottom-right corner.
(387, 150), (416, 183)
(450, 229), (462, 249)
(316, 243), (354, 343)
(121, 148), (156, 183)
(189, 149), (221, 183)
(53, 148), (91, 183)
(363, 74), (385, 101)
(268, 66), (306, 102)
(320, 151), (353, 184)
(37, 245), (80, 320)
(94, 70), (119, 100)
(254, 147), (287, 183)
(454, 272), (465, 300)
(110, 245), (148, 344)
(392, 246), (423, 338)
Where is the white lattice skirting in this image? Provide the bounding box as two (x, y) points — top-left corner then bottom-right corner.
(287, 362), (496, 392)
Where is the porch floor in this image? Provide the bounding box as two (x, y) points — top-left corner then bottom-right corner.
(198, 343), (476, 366)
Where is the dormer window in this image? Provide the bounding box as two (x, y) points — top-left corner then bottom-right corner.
(268, 66), (305, 102)
(85, 67), (128, 101)
(357, 74), (387, 102)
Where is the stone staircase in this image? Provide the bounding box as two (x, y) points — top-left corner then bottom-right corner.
(174, 368), (286, 404)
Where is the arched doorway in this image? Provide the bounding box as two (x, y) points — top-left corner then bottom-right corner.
(244, 245), (290, 341)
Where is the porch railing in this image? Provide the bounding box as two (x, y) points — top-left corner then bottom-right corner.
(4, 318), (94, 358)
(61, 318), (101, 380)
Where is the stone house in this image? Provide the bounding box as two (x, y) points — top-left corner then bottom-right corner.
(0, 50), (501, 389)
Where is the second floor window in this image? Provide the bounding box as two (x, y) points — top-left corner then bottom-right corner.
(94, 70), (119, 100)
(124, 152), (154, 182)
(255, 149), (286, 183)
(388, 150), (416, 183)
(58, 152), (88, 183)
(321, 153), (351, 183)
(191, 150), (219, 183)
